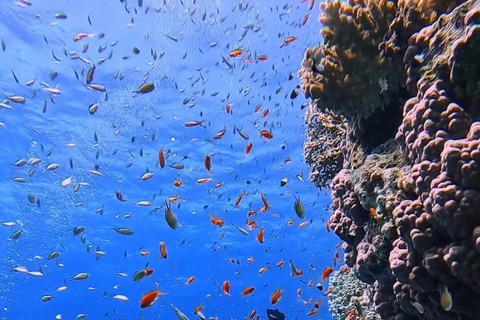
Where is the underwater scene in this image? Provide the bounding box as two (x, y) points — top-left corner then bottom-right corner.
(3, 0), (480, 320)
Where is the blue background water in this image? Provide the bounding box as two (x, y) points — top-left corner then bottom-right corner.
(0, 0), (337, 319)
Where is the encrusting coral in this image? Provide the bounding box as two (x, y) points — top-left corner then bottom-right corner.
(300, 0), (480, 319)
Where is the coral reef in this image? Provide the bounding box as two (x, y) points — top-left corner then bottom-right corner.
(300, 0), (480, 319)
(300, 0), (465, 191)
(328, 268), (381, 320)
(304, 106), (347, 189)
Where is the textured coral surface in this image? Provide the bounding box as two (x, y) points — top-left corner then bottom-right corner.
(300, 0), (480, 319)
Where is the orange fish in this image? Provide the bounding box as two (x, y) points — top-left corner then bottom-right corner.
(322, 266), (334, 282)
(307, 309), (317, 317)
(140, 283), (166, 308)
(299, 221), (308, 228)
(222, 280), (230, 295)
(262, 109), (269, 118)
(241, 286), (255, 296)
(370, 208), (379, 223)
(260, 130), (273, 139)
(168, 194), (180, 203)
(303, 13), (310, 25)
(213, 128), (227, 140)
(254, 105), (261, 112)
(173, 178), (182, 187)
(284, 36), (298, 44)
(226, 103), (233, 114)
(210, 214), (225, 227)
(140, 251), (149, 256)
(245, 143), (253, 155)
(270, 289), (283, 305)
(247, 220), (256, 230)
(257, 55), (268, 61)
(309, 0), (315, 10)
(277, 260), (285, 268)
(160, 241), (167, 259)
(229, 49), (245, 57)
(247, 257), (254, 263)
(158, 148), (165, 168)
(184, 120), (206, 128)
(287, 219), (294, 226)
(284, 157), (291, 164)
(308, 279), (313, 287)
(197, 178), (212, 184)
(73, 33), (94, 42)
(214, 181), (223, 188)
(260, 193), (270, 212)
(256, 228), (265, 244)
(247, 210), (258, 218)
(248, 310), (257, 320)
(204, 154), (212, 173)
(259, 267), (268, 275)
(235, 192), (247, 206)
(186, 276), (195, 285)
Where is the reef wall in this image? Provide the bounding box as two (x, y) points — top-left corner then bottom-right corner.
(300, 1), (480, 319)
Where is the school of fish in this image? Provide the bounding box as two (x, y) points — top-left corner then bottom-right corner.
(0, 0), (343, 319)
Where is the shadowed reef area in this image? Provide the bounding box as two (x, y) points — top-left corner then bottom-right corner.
(299, 0), (480, 319)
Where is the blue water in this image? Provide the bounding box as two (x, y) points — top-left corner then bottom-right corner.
(0, 0), (337, 319)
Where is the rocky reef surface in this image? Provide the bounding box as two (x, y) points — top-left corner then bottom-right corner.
(300, 1), (480, 319)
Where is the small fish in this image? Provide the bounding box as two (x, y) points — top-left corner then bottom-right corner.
(73, 226), (85, 236)
(133, 269), (152, 283)
(165, 34), (178, 42)
(170, 302), (190, 320)
(204, 154), (212, 173)
(294, 196), (305, 219)
(160, 241), (168, 259)
(321, 266), (333, 282)
(112, 227), (134, 236)
(270, 289), (283, 305)
(134, 82), (155, 95)
(440, 286), (453, 311)
(165, 201), (178, 230)
(213, 128), (226, 140)
(222, 280), (230, 295)
(70, 272), (89, 280)
(229, 49), (245, 57)
(140, 283), (166, 308)
(115, 191), (127, 202)
(231, 223), (249, 236)
(241, 286), (255, 296)
(113, 294), (129, 302)
(73, 33), (94, 42)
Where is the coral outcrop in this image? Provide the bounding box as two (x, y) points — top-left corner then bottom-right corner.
(300, 0), (480, 319)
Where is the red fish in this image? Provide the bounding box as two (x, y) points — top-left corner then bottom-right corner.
(140, 283), (166, 308)
(241, 286), (255, 296)
(322, 266), (334, 282)
(245, 143), (253, 155)
(158, 148), (165, 168)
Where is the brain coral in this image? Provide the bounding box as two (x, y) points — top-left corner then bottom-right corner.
(301, 1), (480, 320)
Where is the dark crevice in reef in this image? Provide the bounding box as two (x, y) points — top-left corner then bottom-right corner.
(355, 89), (410, 154)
